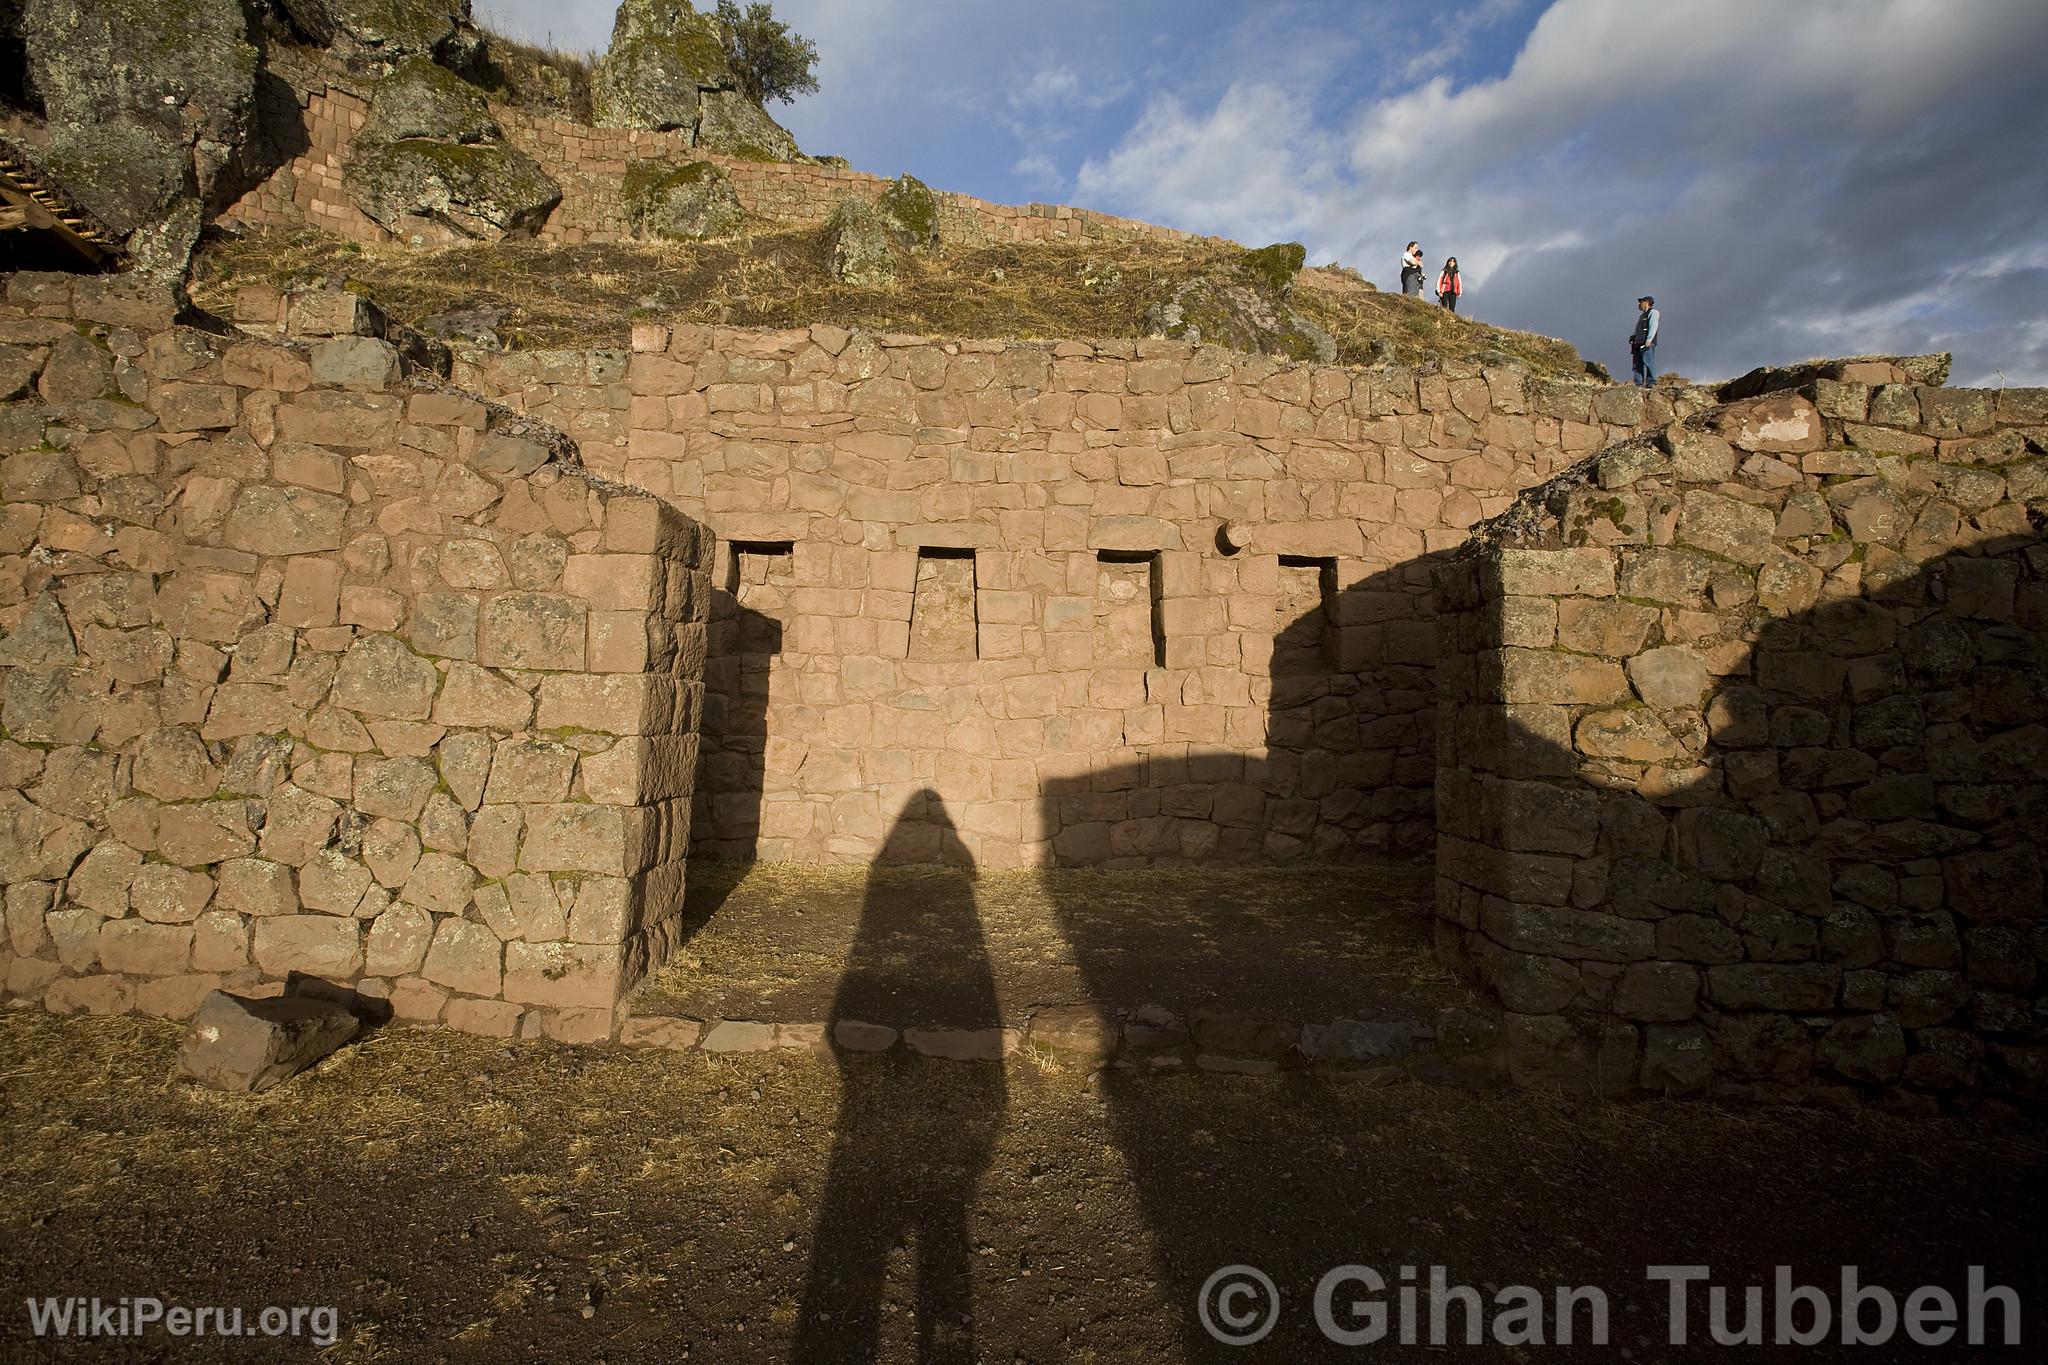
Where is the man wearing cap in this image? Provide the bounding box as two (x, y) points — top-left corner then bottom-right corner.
(1629, 295), (1661, 389)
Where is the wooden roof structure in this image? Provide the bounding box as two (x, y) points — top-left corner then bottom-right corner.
(0, 134), (121, 268)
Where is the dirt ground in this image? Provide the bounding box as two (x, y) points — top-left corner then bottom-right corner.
(2, 1011), (2043, 1363)
(632, 864), (1475, 1029)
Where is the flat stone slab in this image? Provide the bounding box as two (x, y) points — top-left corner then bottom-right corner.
(177, 991), (360, 1093)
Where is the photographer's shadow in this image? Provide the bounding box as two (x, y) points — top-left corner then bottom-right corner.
(793, 793), (1006, 1363)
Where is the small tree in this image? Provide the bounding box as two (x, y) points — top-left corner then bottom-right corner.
(713, 1), (819, 106)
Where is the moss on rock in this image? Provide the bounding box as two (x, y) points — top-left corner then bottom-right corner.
(623, 159), (745, 240)
(1238, 242), (1306, 296)
(348, 138), (562, 239)
(877, 175), (939, 253)
(363, 55), (498, 144)
(19, 0), (258, 223)
(823, 195), (903, 288)
(591, 0), (731, 132)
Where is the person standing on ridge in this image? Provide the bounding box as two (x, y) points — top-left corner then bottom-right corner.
(1630, 294), (1660, 388)
(1401, 241), (1424, 297)
(1436, 257), (1463, 312)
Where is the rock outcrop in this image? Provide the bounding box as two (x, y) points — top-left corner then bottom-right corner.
(623, 159), (745, 240)
(344, 56), (560, 243)
(592, 0), (800, 160)
(16, 0), (260, 281)
(274, 0), (483, 73)
(822, 176), (941, 285)
(1146, 242), (1335, 363)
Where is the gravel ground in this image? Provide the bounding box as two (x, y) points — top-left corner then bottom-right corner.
(3, 1012), (2043, 1363)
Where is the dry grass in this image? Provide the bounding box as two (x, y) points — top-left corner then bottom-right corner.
(474, 27), (599, 122)
(5, 1010), (2043, 1361)
(191, 224), (1591, 377)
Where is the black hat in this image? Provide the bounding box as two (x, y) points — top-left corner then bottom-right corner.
(1638, 295), (1655, 305)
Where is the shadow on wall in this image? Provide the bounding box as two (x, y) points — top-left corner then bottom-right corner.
(687, 593), (778, 920)
(1439, 528), (2048, 1104)
(794, 793), (1005, 1362)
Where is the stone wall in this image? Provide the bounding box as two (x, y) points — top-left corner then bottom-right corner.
(1434, 362), (2048, 1109)
(451, 323), (1704, 866)
(0, 274), (712, 1040)
(219, 79), (1210, 249)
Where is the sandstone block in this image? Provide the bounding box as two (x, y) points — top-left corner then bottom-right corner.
(331, 634), (438, 720)
(503, 941), (621, 1009)
(1495, 548), (1615, 597)
(99, 919), (194, 975)
(422, 918), (502, 997)
(177, 991), (358, 1092)
(1498, 650), (1630, 705)
(479, 593), (587, 671)
(252, 916), (364, 979)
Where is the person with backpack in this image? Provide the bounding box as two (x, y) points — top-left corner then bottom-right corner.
(1400, 241), (1424, 297)
(1436, 257), (1463, 312)
(1629, 295), (1661, 388)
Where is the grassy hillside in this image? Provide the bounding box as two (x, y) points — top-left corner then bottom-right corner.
(192, 225), (1591, 377)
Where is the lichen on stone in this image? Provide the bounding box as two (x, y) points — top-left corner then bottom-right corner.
(361, 55), (499, 145)
(877, 175), (939, 253)
(623, 158), (745, 240)
(348, 138), (563, 238)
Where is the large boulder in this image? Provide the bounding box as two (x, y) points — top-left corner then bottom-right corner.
(624, 159), (745, 240)
(818, 175), (944, 284)
(694, 88), (801, 161)
(824, 195), (902, 287)
(1146, 241), (1335, 363)
(359, 55), (498, 143)
(592, 0), (731, 131)
(344, 54), (560, 243)
(17, 0), (259, 280)
(592, 0), (799, 158)
(274, 0), (482, 71)
(347, 139), (561, 241)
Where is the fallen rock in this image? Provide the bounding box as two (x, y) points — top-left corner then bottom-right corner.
(344, 55), (562, 244)
(358, 55), (498, 145)
(623, 159), (745, 240)
(177, 990), (360, 1093)
(821, 177), (943, 285)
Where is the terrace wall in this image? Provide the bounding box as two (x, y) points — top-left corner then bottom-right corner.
(0, 275), (710, 1039)
(445, 322), (1702, 866)
(1434, 365), (2048, 1109)
(217, 80), (1212, 249)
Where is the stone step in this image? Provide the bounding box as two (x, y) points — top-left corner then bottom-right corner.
(615, 997), (1512, 1086)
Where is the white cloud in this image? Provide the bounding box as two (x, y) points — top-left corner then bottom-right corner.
(1077, 0), (2048, 383)
(1075, 82), (1339, 252)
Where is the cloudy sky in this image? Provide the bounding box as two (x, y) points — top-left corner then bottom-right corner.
(476, 0), (2048, 384)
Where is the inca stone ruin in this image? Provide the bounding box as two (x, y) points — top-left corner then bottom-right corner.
(1, 0), (2044, 1115)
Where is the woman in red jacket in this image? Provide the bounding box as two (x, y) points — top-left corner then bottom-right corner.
(1436, 257), (1463, 313)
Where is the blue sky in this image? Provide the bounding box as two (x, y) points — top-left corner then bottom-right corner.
(475, 0), (2048, 385)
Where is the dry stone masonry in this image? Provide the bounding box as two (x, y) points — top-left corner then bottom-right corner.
(1435, 360), (2048, 1110)
(0, 272), (711, 1041)
(445, 322), (1700, 866)
(219, 72), (1221, 250)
